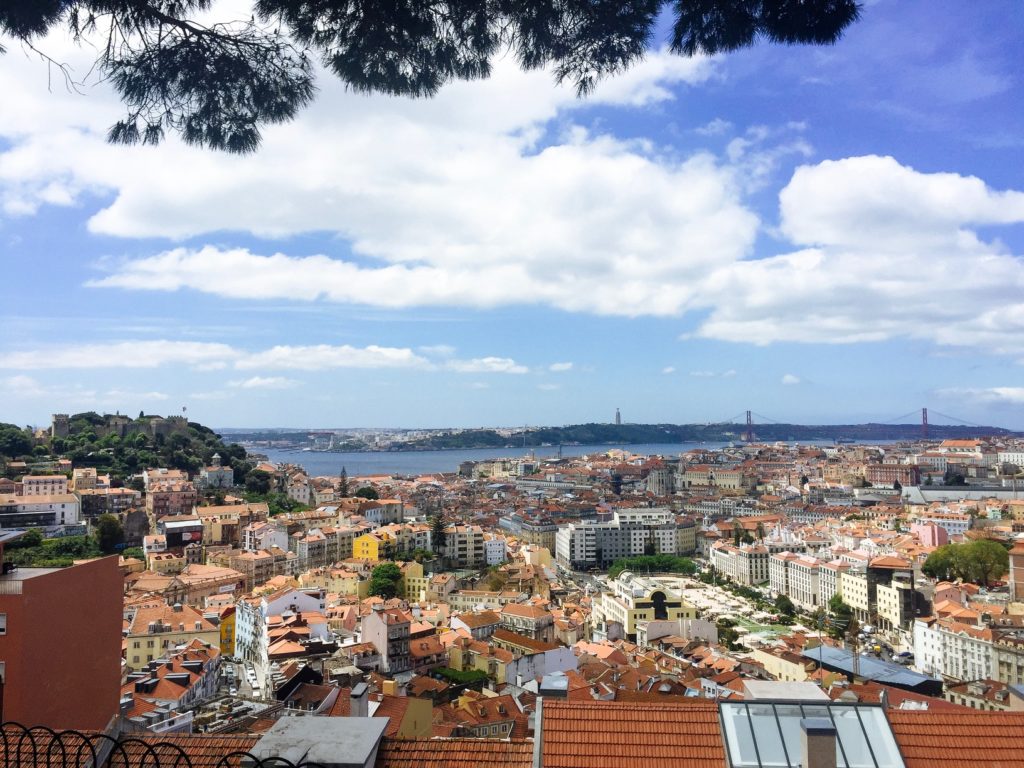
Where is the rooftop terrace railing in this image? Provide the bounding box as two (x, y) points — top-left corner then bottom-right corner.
(0, 722), (329, 768)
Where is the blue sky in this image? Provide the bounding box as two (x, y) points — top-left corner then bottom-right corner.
(2, 1), (1024, 429)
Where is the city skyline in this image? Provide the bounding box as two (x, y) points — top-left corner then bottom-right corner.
(3, 1), (1024, 429)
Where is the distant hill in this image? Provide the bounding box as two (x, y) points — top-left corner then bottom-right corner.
(228, 420), (1019, 453)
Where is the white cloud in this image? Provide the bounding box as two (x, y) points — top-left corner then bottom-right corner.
(228, 376), (299, 390)
(781, 374), (801, 385)
(695, 118), (733, 136)
(692, 156), (1024, 360)
(662, 366), (676, 374)
(446, 357), (529, 375)
(689, 369), (735, 378)
(235, 344), (428, 371)
(538, 383), (561, 391)
(938, 387), (1024, 404)
(4, 341), (238, 369)
(549, 362), (574, 372)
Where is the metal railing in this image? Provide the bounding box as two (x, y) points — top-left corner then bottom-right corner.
(0, 722), (329, 768)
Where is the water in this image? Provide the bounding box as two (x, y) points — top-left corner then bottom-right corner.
(251, 439), (864, 477)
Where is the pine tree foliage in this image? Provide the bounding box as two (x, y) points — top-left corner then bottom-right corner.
(2, 0), (860, 152)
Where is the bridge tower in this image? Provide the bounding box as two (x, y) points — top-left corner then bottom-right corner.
(921, 407), (928, 440)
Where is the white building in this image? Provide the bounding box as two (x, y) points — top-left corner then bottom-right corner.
(913, 616), (993, 683)
(234, 587), (327, 683)
(484, 533), (507, 566)
(710, 543), (770, 586)
(0, 493), (80, 528)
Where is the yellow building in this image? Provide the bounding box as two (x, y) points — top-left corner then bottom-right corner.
(219, 606), (236, 656)
(752, 643), (818, 682)
(353, 531), (394, 562)
(125, 603), (220, 669)
(448, 637), (515, 684)
(401, 561), (429, 602)
(593, 572), (696, 638)
(299, 566), (370, 598)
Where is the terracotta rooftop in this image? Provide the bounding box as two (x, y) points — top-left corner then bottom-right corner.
(377, 738), (533, 768)
(888, 709), (1024, 768)
(541, 699), (725, 768)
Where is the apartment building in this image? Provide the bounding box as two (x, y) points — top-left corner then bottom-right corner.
(710, 543), (770, 586)
(146, 481), (199, 518)
(125, 602), (220, 670)
(20, 474), (68, 496)
(234, 587), (326, 679)
(499, 603), (555, 644)
(0, 542), (122, 730)
(0, 494), (81, 528)
(443, 524), (486, 568)
(774, 554), (820, 610)
(362, 605), (411, 674)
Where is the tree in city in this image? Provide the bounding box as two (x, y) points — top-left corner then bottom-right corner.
(245, 469), (273, 495)
(2, 0), (861, 153)
(755, 521), (767, 543)
(921, 544), (958, 581)
(774, 594), (796, 617)
(826, 594), (853, 640)
(922, 540), (1008, 586)
(368, 562), (403, 599)
(95, 513), (125, 554)
(0, 423), (33, 458)
(800, 474), (810, 488)
(430, 514), (447, 553)
(338, 466), (349, 497)
(732, 523), (743, 547)
(354, 486), (379, 500)
(893, 479), (902, 491)
(943, 468), (967, 486)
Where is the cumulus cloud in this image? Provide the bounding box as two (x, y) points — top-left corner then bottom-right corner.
(781, 374), (801, 385)
(228, 376), (299, 390)
(235, 344), (428, 371)
(446, 357), (529, 375)
(938, 387), (1024, 404)
(693, 156), (1024, 360)
(662, 366), (676, 374)
(549, 362), (574, 372)
(2, 340), (532, 374)
(4, 341), (238, 369)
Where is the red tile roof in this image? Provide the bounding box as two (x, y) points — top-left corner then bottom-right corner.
(541, 699), (725, 768)
(0, 730), (259, 768)
(377, 737), (533, 768)
(888, 710), (1024, 768)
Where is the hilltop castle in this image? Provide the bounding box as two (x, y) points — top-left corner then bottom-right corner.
(51, 413), (189, 440)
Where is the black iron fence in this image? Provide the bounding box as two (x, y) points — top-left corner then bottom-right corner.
(0, 723), (329, 768)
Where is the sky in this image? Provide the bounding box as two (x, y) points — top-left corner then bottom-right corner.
(2, 1), (1024, 430)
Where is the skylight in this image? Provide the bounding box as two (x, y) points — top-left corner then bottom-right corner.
(720, 702), (905, 768)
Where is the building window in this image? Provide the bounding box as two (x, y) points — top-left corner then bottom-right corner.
(0, 613), (6, 635)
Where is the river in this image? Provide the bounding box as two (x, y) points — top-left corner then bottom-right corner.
(252, 439), (869, 477)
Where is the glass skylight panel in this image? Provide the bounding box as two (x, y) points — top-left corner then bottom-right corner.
(719, 702), (905, 768)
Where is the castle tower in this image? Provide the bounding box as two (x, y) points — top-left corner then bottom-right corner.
(51, 414), (70, 439)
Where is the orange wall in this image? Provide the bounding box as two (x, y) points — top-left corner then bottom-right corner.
(0, 556), (122, 730)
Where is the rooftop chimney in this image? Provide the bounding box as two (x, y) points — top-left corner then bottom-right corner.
(800, 718), (836, 768)
(350, 682), (369, 717)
